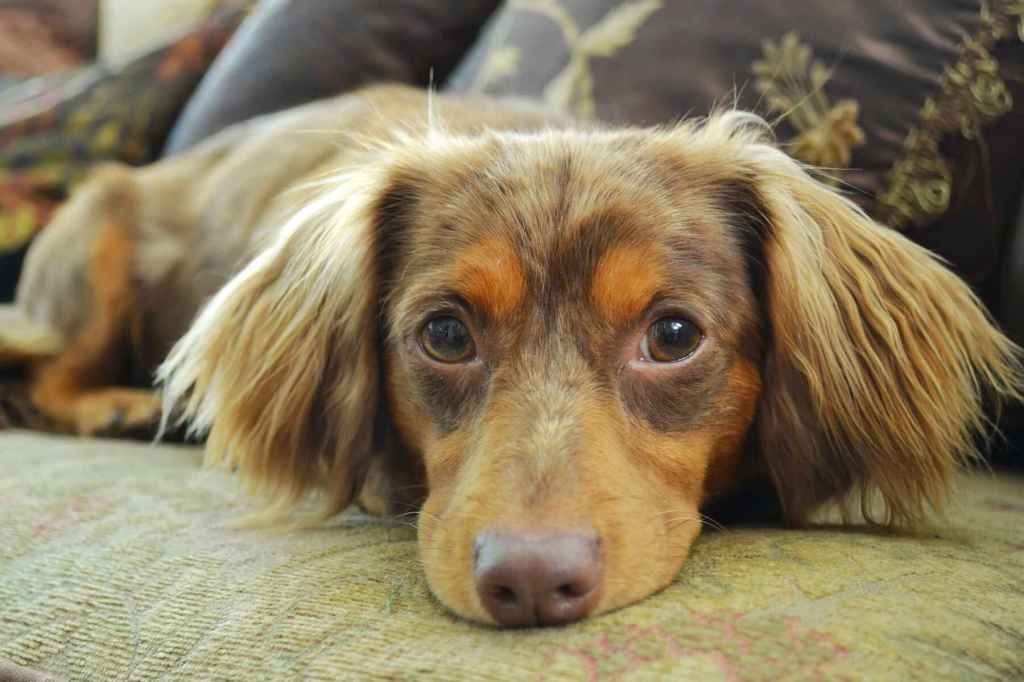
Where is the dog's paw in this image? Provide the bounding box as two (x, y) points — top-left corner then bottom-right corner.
(0, 305), (64, 367)
(73, 388), (163, 438)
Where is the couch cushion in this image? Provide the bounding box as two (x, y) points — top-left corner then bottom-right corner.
(447, 0), (1024, 297)
(163, 0), (502, 154)
(1, 432), (1022, 679)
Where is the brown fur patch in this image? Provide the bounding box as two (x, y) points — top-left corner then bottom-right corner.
(590, 244), (663, 324)
(27, 188), (160, 435)
(702, 359), (762, 499)
(449, 238), (526, 321)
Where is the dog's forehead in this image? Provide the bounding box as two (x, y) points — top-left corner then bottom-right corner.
(428, 131), (677, 231)
(390, 131), (751, 327)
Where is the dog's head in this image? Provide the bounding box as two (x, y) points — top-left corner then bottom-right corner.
(160, 113), (1022, 626)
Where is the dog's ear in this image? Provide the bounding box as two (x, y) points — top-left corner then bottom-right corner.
(722, 123), (1023, 525)
(158, 165), (403, 518)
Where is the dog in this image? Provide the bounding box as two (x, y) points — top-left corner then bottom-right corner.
(3, 84), (1021, 627)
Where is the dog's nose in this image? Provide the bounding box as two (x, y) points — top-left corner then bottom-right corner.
(474, 528), (602, 626)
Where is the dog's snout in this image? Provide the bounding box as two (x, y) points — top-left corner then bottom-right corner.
(473, 528), (602, 626)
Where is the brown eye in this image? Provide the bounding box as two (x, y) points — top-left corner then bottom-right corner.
(642, 317), (702, 363)
(421, 316), (475, 363)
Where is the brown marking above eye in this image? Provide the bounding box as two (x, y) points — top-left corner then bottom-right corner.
(591, 244), (664, 325)
(449, 238), (526, 321)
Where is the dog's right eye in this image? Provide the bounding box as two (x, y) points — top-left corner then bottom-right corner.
(421, 316), (476, 363)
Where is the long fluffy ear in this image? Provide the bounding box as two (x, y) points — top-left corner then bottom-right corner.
(158, 166), (393, 517)
(727, 125), (1024, 525)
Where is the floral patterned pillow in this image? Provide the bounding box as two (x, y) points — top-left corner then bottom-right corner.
(447, 0), (1024, 297)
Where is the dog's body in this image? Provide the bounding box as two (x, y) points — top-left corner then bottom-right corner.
(12, 86), (561, 434)
(5, 85), (1022, 626)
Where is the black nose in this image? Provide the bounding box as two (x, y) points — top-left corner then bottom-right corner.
(474, 528), (602, 626)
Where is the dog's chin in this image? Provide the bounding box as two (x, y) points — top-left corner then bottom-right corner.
(417, 496), (703, 627)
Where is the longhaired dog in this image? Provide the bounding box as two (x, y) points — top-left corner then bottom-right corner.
(4, 85), (1021, 626)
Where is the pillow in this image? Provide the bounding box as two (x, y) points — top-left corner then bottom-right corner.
(446, 0), (1024, 296)
(0, 7), (246, 300)
(164, 0), (502, 153)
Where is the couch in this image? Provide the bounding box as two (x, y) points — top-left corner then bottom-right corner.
(2, 433), (1023, 680)
(2, 1), (1023, 679)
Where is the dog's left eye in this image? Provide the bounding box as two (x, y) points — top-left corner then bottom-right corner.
(641, 317), (703, 363)
(421, 316), (476, 363)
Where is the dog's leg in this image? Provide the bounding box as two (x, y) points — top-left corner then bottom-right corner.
(26, 216), (161, 436)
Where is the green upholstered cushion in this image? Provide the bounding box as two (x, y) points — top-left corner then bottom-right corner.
(1, 432), (1022, 680)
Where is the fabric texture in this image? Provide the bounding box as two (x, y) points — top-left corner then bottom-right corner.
(1, 432), (1022, 680)
(0, 660), (67, 682)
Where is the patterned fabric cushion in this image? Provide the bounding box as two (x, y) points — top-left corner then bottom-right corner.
(447, 0), (1024, 299)
(0, 7), (247, 278)
(1, 433), (1022, 679)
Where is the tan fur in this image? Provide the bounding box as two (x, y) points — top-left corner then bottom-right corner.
(701, 359), (763, 500)
(24, 170), (162, 434)
(591, 244), (664, 324)
(7, 86), (1022, 625)
(0, 307), (63, 366)
(711, 117), (1023, 524)
(159, 165), (385, 516)
(448, 238), (527, 321)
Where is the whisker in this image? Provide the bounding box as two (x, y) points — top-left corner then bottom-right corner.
(699, 513), (728, 533)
